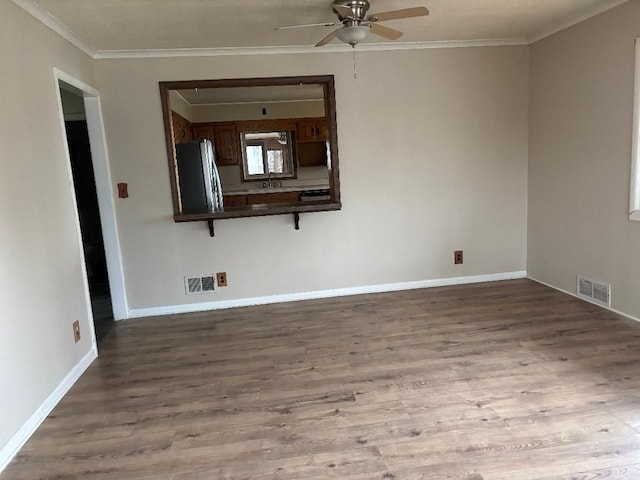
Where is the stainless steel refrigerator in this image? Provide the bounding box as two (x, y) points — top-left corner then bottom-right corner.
(175, 139), (224, 213)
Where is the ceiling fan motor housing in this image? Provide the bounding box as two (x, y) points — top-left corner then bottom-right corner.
(277, 0), (429, 48)
(333, 0), (371, 22)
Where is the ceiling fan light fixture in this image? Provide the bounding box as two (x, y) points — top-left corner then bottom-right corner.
(336, 25), (369, 46)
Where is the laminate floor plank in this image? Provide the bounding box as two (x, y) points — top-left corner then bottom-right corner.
(4, 279), (640, 479)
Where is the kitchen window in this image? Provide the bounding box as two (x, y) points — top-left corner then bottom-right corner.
(240, 131), (295, 181)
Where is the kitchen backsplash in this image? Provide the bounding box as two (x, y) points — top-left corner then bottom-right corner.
(218, 165), (329, 191)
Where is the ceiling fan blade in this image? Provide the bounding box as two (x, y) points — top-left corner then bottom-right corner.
(368, 6), (429, 22)
(275, 22), (337, 30)
(315, 29), (339, 47)
(369, 23), (404, 41)
(332, 4), (354, 18)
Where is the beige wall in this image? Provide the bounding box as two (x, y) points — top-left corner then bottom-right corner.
(528, 0), (640, 319)
(191, 100), (325, 122)
(8, 0), (640, 466)
(0, 1), (95, 454)
(94, 46), (529, 310)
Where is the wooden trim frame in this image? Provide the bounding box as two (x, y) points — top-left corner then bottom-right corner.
(631, 39), (640, 221)
(159, 75), (341, 225)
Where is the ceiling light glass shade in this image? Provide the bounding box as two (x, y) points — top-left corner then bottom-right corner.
(336, 25), (369, 45)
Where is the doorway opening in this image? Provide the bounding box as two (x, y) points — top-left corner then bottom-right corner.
(54, 69), (128, 349)
(59, 83), (115, 347)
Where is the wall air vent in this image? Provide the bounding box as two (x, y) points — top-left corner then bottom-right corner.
(185, 275), (216, 295)
(577, 275), (611, 308)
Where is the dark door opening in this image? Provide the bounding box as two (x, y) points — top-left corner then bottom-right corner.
(62, 98), (116, 347)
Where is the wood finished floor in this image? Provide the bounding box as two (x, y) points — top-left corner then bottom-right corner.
(4, 279), (640, 479)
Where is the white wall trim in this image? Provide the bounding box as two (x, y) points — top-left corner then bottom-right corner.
(83, 97), (129, 320)
(528, 276), (640, 324)
(54, 68), (98, 96)
(0, 347), (97, 474)
(630, 38), (640, 222)
(53, 70), (99, 349)
(528, 0), (630, 44)
(127, 271), (527, 319)
(93, 38), (528, 59)
(54, 68), (130, 320)
(11, 0), (95, 58)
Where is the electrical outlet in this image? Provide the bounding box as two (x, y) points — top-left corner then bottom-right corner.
(454, 250), (464, 265)
(72, 320), (81, 343)
(216, 272), (228, 287)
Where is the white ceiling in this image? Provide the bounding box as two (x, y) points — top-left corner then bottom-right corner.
(14, 0), (629, 56)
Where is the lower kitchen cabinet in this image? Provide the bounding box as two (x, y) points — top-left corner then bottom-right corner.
(223, 194), (248, 207)
(247, 191), (300, 205)
(224, 191), (300, 207)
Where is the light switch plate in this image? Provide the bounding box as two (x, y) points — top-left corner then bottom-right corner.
(117, 182), (128, 198)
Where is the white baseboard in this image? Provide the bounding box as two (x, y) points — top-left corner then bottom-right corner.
(0, 346), (98, 474)
(528, 276), (640, 324)
(128, 271), (527, 319)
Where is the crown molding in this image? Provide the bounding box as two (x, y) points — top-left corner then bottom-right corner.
(11, 0), (96, 57)
(12, 0), (630, 60)
(93, 38), (528, 59)
(528, 0), (630, 44)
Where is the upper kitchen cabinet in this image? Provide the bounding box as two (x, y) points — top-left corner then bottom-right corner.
(297, 142), (327, 167)
(212, 123), (239, 166)
(191, 124), (214, 142)
(191, 122), (239, 166)
(296, 118), (328, 142)
(171, 111), (193, 145)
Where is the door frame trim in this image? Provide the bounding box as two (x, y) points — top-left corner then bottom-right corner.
(54, 67), (129, 321)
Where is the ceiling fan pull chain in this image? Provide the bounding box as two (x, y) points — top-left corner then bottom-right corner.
(353, 47), (357, 79)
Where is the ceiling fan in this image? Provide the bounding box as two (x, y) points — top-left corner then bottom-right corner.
(276, 0), (430, 48)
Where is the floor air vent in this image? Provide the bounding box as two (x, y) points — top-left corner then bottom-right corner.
(577, 276), (611, 308)
(185, 275), (216, 295)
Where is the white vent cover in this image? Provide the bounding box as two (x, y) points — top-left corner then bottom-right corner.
(577, 275), (611, 308)
(185, 275), (216, 295)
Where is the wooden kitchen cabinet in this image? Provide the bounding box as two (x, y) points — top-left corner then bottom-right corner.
(247, 191), (300, 205)
(296, 118), (328, 142)
(191, 122), (240, 166)
(172, 111), (192, 144)
(223, 194), (248, 208)
(213, 123), (240, 166)
(191, 124), (214, 142)
(296, 118), (328, 167)
(315, 119), (328, 140)
(297, 142), (327, 167)
(224, 191), (300, 207)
